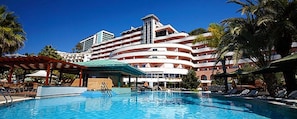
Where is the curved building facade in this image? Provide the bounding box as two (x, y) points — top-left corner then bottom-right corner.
(91, 14), (297, 89)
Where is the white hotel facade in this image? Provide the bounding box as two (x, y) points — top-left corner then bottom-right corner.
(90, 14), (243, 88)
(90, 14), (286, 89)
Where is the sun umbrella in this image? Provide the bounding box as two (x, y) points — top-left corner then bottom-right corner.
(0, 79), (8, 82)
(251, 66), (282, 74)
(252, 53), (297, 74)
(26, 70), (57, 78)
(24, 77), (34, 82)
(270, 53), (297, 69)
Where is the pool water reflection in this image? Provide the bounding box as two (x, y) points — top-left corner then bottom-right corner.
(0, 92), (296, 119)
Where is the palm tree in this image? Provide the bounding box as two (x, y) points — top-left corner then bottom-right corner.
(257, 0), (297, 94)
(193, 23), (229, 92)
(221, 19), (280, 95)
(221, 0), (297, 95)
(0, 6), (26, 56)
(38, 45), (62, 60)
(189, 28), (207, 36)
(193, 23), (224, 48)
(75, 43), (83, 53)
(218, 0), (279, 96)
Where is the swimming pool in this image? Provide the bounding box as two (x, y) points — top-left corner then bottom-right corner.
(0, 92), (296, 119)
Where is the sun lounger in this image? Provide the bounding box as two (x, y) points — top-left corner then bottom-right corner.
(226, 89), (238, 95)
(287, 90), (297, 99)
(275, 89), (287, 98)
(238, 89), (250, 96)
(246, 90), (258, 97)
(225, 89), (250, 97)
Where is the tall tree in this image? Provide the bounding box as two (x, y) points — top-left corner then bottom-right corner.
(193, 23), (224, 48)
(189, 28), (207, 35)
(74, 43), (83, 53)
(257, 0), (297, 94)
(219, 0), (278, 96)
(0, 6), (26, 56)
(181, 69), (200, 89)
(223, 0), (297, 95)
(38, 45), (62, 60)
(38, 45), (66, 82)
(193, 23), (229, 92)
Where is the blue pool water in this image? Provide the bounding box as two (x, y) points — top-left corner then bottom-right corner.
(0, 92), (297, 119)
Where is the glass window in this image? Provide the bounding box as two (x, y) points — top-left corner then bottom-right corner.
(201, 75), (207, 80)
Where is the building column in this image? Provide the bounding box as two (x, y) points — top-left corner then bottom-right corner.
(118, 73), (122, 87)
(128, 75), (131, 87)
(79, 69), (83, 87)
(164, 82), (167, 89)
(8, 65), (14, 83)
(45, 63), (51, 85)
(83, 73), (89, 87)
(135, 77), (138, 90)
(59, 71), (63, 81)
(49, 69), (53, 85)
(149, 81), (154, 88)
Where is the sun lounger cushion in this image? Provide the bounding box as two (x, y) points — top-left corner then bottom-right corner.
(246, 90), (258, 97)
(239, 89), (250, 96)
(275, 89), (287, 98)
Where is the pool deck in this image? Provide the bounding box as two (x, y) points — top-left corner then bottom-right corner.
(0, 96), (33, 105)
(216, 93), (297, 109)
(256, 96), (297, 108)
(0, 92), (36, 105)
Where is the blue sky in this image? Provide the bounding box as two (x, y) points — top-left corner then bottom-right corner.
(1, 0), (241, 54)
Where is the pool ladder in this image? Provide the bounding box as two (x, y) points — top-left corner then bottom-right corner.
(101, 82), (112, 97)
(0, 87), (13, 105)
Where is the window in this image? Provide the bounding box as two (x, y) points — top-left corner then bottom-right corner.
(201, 75), (207, 80)
(232, 65), (239, 68)
(156, 30), (166, 37)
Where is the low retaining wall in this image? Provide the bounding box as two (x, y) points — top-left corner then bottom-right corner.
(36, 86), (87, 99)
(36, 87), (131, 99)
(112, 87), (131, 94)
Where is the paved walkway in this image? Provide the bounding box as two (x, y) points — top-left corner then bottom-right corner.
(0, 92), (35, 105)
(0, 96), (33, 105)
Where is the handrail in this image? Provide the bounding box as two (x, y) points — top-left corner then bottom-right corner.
(0, 88), (8, 104)
(101, 82), (112, 97)
(0, 87), (13, 105)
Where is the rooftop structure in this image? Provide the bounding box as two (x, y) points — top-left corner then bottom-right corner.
(79, 30), (114, 52)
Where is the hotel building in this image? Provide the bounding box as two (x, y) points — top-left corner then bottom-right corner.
(56, 30), (114, 63)
(90, 14), (296, 89)
(57, 50), (91, 63)
(79, 30), (114, 52)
